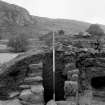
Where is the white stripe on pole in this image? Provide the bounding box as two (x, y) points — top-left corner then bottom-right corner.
(53, 31), (55, 100)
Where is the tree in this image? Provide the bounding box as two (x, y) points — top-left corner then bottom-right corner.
(93, 39), (103, 52)
(8, 34), (28, 52)
(86, 24), (104, 36)
(58, 30), (65, 35)
(73, 41), (83, 48)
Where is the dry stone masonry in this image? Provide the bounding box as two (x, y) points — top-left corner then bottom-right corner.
(76, 52), (105, 102)
(64, 59), (79, 100)
(19, 62), (44, 105)
(0, 50), (105, 105)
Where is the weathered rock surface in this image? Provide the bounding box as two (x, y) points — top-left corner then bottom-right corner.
(56, 101), (76, 105)
(67, 69), (79, 80)
(46, 100), (57, 105)
(64, 81), (78, 97)
(19, 89), (44, 104)
(0, 1), (34, 26)
(24, 76), (43, 83)
(31, 85), (44, 94)
(0, 99), (22, 105)
(76, 52), (105, 99)
(0, 1), (38, 39)
(0, 50), (43, 100)
(29, 63), (42, 71)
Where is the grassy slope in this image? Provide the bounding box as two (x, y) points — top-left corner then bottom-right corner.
(33, 16), (91, 35)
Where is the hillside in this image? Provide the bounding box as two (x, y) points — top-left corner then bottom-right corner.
(33, 16), (91, 34)
(0, 0), (105, 40)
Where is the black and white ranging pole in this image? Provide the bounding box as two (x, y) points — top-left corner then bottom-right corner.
(76, 78), (79, 105)
(53, 31), (55, 100)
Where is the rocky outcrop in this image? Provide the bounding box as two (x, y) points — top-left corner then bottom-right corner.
(0, 1), (37, 39)
(0, 1), (34, 26)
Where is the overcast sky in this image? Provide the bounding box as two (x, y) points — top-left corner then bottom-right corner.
(2, 0), (105, 24)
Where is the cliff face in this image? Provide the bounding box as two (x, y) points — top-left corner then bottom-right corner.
(0, 1), (38, 39)
(0, 1), (34, 26)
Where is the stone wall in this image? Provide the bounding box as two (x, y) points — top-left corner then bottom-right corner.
(76, 52), (105, 100)
(2, 50), (105, 105)
(19, 62), (44, 105)
(0, 51), (44, 104)
(64, 61), (79, 100)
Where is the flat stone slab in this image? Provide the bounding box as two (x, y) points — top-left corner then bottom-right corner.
(0, 99), (22, 105)
(47, 100), (57, 105)
(56, 101), (76, 105)
(28, 72), (42, 77)
(24, 76), (43, 82)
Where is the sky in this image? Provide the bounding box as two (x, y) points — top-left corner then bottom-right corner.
(2, 0), (105, 24)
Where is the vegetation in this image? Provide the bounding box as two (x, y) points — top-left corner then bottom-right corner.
(7, 34), (28, 52)
(92, 39), (103, 52)
(73, 41), (83, 48)
(86, 24), (105, 36)
(58, 30), (65, 35)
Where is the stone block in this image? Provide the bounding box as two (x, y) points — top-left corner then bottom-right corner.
(19, 85), (30, 89)
(29, 63), (42, 71)
(65, 63), (76, 70)
(67, 69), (79, 80)
(71, 74), (78, 81)
(24, 76), (42, 83)
(56, 101), (76, 105)
(19, 89), (44, 104)
(31, 85), (44, 95)
(28, 72), (42, 77)
(64, 81), (78, 97)
(63, 63), (76, 76)
(79, 90), (93, 105)
(20, 100), (44, 105)
(9, 91), (20, 98)
(46, 100), (57, 105)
